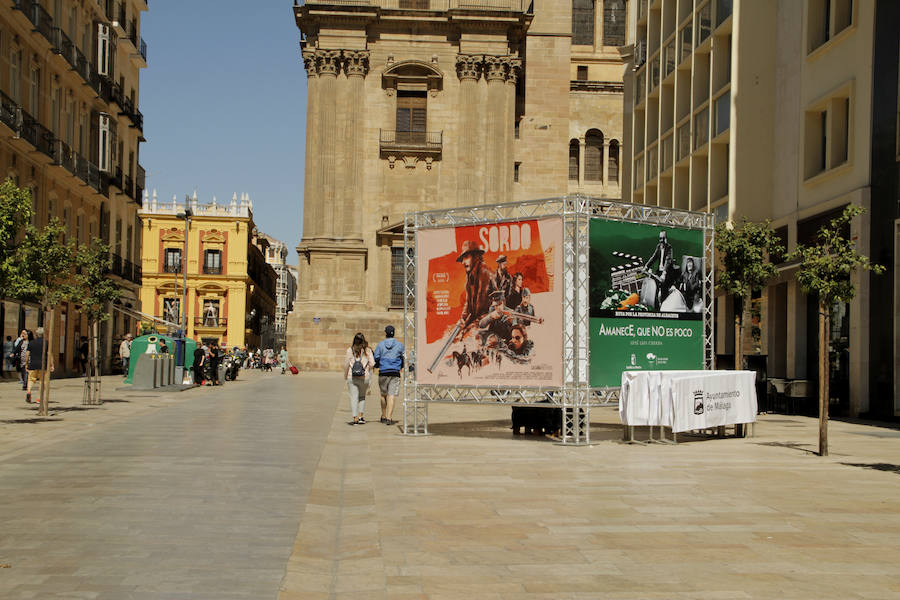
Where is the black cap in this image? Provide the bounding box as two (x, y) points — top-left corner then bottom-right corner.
(385, 325), (395, 337)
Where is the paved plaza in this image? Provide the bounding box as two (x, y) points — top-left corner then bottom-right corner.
(1, 372), (900, 599)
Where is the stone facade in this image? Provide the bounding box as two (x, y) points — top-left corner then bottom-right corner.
(290, 0), (625, 371)
(622, 0), (900, 418)
(0, 0), (148, 374)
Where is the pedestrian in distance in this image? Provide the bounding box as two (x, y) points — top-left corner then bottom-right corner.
(159, 338), (169, 354)
(119, 333), (133, 377)
(192, 340), (205, 385)
(345, 332), (375, 425)
(373, 325), (405, 426)
(25, 327), (53, 404)
(78, 336), (89, 376)
(3, 335), (15, 375)
(278, 345), (289, 374)
(14, 330), (30, 390)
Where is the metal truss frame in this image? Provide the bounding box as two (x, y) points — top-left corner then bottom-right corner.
(402, 195), (715, 446)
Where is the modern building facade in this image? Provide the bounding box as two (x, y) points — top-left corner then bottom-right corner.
(257, 232), (298, 350)
(138, 191), (277, 351)
(621, 0), (900, 418)
(0, 0), (148, 374)
(289, 0), (627, 369)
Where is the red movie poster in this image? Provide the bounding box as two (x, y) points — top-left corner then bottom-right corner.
(415, 218), (563, 386)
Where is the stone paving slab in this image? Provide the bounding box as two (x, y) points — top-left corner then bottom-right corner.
(280, 375), (900, 600)
(0, 370), (339, 599)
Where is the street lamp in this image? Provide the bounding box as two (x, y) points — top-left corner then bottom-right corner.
(175, 207), (192, 341)
(175, 209), (194, 373)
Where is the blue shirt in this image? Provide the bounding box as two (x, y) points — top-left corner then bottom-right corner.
(373, 338), (404, 375)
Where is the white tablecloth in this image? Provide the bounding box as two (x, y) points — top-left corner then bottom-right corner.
(620, 370), (757, 433)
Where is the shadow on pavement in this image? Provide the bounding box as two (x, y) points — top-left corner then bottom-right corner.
(840, 462), (900, 474)
(755, 441), (818, 455)
(1, 418), (63, 424)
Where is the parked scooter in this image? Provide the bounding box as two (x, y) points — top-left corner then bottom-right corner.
(223, 350), (240, 381)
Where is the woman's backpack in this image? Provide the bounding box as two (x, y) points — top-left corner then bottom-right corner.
(351, 356), (366, 377)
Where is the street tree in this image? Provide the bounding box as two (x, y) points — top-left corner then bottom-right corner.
(0, 179), (33, 293)
(790, 205), (884, 456)
(8, 219), (77, 416)
(714, 218), (784, 371)
(73, 239), (119, 404)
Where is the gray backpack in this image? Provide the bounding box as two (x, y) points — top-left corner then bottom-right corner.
(351, 356), (365, 377)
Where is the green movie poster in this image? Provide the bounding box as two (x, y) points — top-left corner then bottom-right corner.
(589, 219), (705, 387)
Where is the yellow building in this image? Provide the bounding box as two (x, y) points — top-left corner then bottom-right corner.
(138, 191), (277, 350)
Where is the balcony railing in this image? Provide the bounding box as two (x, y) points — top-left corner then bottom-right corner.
(13, 1), (55, 46)
(133, 263), (142, 285)
(18, 111), (55, 159)
(139, 38), (148, 63)
(298, 0), (528, 10)
(163, 262), (181, 274)
(195, 317), (227, 329)
(75, 155), (102, 191)
(52, 139), (77, 174)
(203, 265), (222, 275)
(379, 129), (442, 153)
(124, 174), (134, 199)
(110, 253), (124, 277)
(0, 91), (21, 133)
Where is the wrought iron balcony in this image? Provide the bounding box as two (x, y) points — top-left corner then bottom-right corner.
(298, 0), (528, 9)
(203, 265), (223, 275)
(124, 174), (134, 199)
(379, 129), (442, 153)
(51, 139), (77, 175)
(133, 263), (142, 285)
(0, 91), (21, 133)
(195, 317), (227, 329)
(163, 262), (181, 274)
(110, 253), (124, 277)
(75, 155), (102, 192)
(19, 112), (55, 159)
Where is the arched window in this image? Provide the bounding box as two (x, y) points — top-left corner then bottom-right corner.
(608, 139), (620, 183)
(584, 129), (604, 182)
(572, 0), (595, 46)
(568, 139), (580, 181)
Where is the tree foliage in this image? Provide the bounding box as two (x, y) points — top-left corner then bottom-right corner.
(7, 218), (77, 307)
(73, 238), (120, 323)
(715, 218), (784, 302)
(0, 179), (34, 292)
(790, 205), (885, 304)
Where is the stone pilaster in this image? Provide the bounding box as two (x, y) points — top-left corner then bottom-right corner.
(315, 50), (341, 240)
(484, 56), (508, 202)
(301, 50), (320, 244)
(456, 54), (482, 207)
(342, 50), (369, 241)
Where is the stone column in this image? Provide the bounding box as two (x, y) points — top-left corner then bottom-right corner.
(301, 50), (320, 241)
(456, 55), (482, 207)
(602, 140), (609, 187)
(316, 50), (342, 239)
(578, 137), (586, 188)
(484, 56), (507, 203)
(343, 50), (369, 242)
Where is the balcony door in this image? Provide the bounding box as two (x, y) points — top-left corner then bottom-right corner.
(396, 90), (426, 145)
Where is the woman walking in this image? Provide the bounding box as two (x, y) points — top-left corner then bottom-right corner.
(345, 333), (375, 425)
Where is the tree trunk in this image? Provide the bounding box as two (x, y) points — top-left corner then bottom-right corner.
(818, 302), (830, 456)
(92, 319), (101, 404)
(38, 306), (55, 417)
(734, 297), (743, 371)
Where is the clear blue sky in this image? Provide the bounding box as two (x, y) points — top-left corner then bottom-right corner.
(140, 2), (307, 263)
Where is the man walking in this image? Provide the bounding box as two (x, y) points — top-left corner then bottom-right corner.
(25, 327), (53, 404)
(119, 333), (132, 377)
(373, 325), (405, 426)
